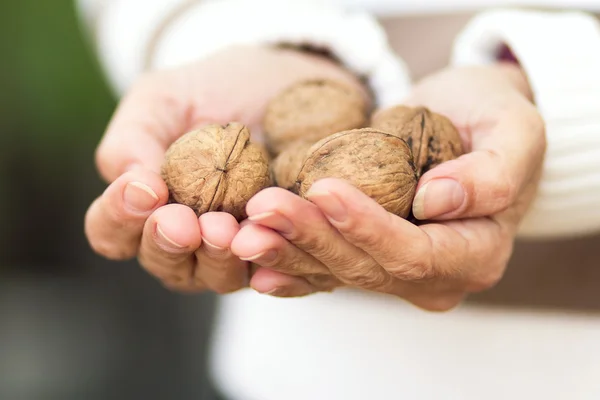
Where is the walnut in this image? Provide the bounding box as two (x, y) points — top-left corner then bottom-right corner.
(263, 79), (368, 155)
(161, 123), (272, 221)
(272, 128), (418, 219)
(271, 141), (313, 191)
(371, 105), (464, 177)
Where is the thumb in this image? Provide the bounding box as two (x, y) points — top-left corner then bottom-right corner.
(412, 101), (546, 221)
(95, 74), (189, 183)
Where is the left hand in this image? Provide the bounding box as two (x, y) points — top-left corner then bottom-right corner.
(231, 63), (546, 311)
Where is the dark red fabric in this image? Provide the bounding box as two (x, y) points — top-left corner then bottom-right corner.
(497, 43), (520, 64)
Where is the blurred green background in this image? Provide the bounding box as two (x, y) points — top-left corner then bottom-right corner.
(0, 0), (114, 270)
(0, 2), (219, 399)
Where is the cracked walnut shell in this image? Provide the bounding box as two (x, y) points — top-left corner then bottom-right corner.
(161, 123), (271, 221)
(273, 128), (418, 219)
(371, 105), (464, 176)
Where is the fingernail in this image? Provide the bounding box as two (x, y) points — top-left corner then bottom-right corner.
(201, 237), (230, 257)
(412, 179), (465, 220)
(305, 190), (347, 222)
(240, 250), (278, 265)
(124, 182), (159, 212)
(156, 224), (186, 251)
(249, 211), (294, 235)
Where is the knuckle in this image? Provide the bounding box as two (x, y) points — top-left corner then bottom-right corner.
(293, 228), (339, 261)
(480, 151), (518, 210)
(350, 227), (385, 250)
(495, 176), (518, 210)
(467, 240), (511, 292)
(389, 259), (435, 282)
(526, 109), (547, 160)
(341, 206), (371, 233)
(524, 106), (546, 139)
(478, 150), (519, 212)
(469, 261), (507, 292)
(344, 212), (397, 251)
(338, 260), (392, 290)
(256, 248), (287, 269)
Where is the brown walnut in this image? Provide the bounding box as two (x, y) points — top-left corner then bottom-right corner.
(371, 105), (464, 177)
(271, 141), (313, 191)
(161, 123), (272, 221)
(273, 128), (418, 219)
(263, 79), (369, 155)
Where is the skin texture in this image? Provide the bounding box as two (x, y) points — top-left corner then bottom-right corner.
(236, 64), (547, 311)
(85, 43), (546, 311)
(84, 45), (369, 293)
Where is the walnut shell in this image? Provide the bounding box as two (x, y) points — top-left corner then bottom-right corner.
(161, 123), (272, 221)
(271, 141), (314, 191)
(273, 128), (418, 219)
(263, 79), (368, 155)
(371, 105), (464, 176)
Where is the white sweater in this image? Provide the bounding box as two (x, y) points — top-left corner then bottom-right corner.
(77, 1), (600, 399)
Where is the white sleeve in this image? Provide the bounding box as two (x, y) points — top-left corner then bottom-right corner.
(451, 9), (600, 239)
(74, 0), (411, 108)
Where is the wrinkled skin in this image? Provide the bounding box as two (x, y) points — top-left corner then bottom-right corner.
(84, 45), (369, 294)
(233, 64), (546, 311)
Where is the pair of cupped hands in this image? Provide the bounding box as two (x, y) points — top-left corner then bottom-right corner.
(85, 45), (545, 311)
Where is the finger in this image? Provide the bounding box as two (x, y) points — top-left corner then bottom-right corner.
(193, 212), (249, 294)
(85, 169), (169, 260)
(250, 267), (319, 297)
(96, 72), (189, 182)
(231, 223), (337, 290)
(413, 100), (546, 220)
(306, 178), (441, 282)
(307, 178), (509, 291)
(138, 204), (203, 290)
(420, 218), (510, 293)
(246, 188), (393, 291)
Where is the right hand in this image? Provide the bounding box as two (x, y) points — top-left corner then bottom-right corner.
(233, 63), (546, 311)
(84, 45), (368, 294)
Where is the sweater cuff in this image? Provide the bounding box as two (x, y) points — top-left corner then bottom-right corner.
(451, 9), (600, 238)
(138, 0), (410, 109)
